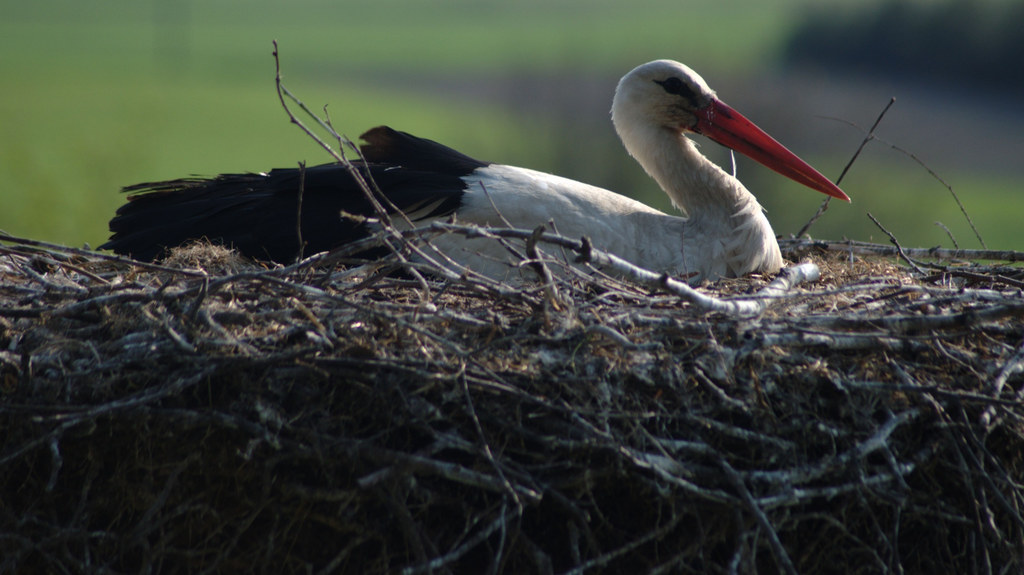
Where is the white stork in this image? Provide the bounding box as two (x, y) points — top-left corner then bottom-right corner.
(102, 60), (849, 283)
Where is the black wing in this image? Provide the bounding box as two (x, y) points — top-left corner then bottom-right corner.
(100, 127), (489, 263)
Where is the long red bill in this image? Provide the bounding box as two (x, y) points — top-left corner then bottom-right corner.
(695, 98), (850, 202)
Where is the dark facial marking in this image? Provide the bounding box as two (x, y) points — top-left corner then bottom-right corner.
(655, 77), (698, 108)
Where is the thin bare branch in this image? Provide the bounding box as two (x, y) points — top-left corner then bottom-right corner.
(796, 97), (895, 238)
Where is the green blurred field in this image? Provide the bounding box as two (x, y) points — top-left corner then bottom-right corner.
(2, 0), (1019, 252)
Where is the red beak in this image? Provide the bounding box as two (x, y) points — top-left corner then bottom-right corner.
(695, 98), (850, 202)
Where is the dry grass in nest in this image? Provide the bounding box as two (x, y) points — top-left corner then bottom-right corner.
(1, 228), (1023, 574)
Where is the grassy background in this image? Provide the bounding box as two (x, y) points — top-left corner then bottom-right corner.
(2, 0), (1020, 252)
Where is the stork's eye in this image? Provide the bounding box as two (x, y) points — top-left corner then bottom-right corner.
(655, 77), (697, 106)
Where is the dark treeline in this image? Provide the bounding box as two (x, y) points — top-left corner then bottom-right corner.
(784, 0), (1024, 93)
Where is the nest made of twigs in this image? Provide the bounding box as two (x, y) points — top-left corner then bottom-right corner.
(1, 229), (1023, 574)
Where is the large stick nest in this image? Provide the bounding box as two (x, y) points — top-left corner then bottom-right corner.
(1, 230), (1023, 574)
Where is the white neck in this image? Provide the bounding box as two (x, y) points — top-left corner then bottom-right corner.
(631, 125), (751, 215)
(612, 112), (782, 279)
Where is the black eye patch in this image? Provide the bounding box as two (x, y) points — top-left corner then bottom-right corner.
(655, 77), (698, 107)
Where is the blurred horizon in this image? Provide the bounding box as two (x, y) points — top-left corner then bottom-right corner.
(2, 0), (1022, 252)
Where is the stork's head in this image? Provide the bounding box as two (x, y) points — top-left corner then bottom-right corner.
(612, 59), (850, 202)
(612, 59), (717, 134)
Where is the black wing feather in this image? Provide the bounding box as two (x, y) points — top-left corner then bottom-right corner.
(100, 127), (489, 263)
(360, 126), (487, 175)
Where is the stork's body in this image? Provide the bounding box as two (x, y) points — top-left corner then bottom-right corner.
(102, 60), (848, 283)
